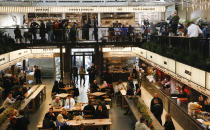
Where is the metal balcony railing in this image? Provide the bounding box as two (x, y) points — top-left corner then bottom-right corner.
(0, 27), (209, 71)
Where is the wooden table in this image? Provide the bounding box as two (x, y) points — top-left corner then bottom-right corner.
(55, 93), (69, 98)
(20, 85), (46, 112)
(52, 104), (111, 113)
(60, 86), (74, 91)
(89, 92), (106, 97)
(37, 119), (112, 130)
(66, 118), (112, 130)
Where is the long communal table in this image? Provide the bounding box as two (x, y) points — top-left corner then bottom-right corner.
(19, 85), (46, 112)
(37, 118), (112, 130)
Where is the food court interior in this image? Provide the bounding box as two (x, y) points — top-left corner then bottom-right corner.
(0, 0), (210, 130)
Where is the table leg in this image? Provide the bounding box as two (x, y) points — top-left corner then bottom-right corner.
(107, 125), (110, 130)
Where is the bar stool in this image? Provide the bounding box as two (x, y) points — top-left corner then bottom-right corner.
(104, 98), (112, 107)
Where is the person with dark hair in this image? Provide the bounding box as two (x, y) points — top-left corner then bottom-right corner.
(202, 99), (210, 112)
(15, 110), (30, 130)
(87, 63), (96, 84)
(151, 98), (162, 125)
(34, 66), (41, 84)
(83, 101), (95, 119)
(79, 66), (86, 86)
(92, 80), (99, 92)
(150, 93), (163, 125)
(42, 113), (56, 130)
(69, 23), (77, 43)
(95, 103), (107, 119)
(164, 114), (175, 130)
(44, 108), (56, 121)
(52, 80), (59, 95)
(169, 11), (180, 36)
(14, 25), (22, 43)
(135, 117), (150, 130)
(40, 20), (46, 41)
(30, 19), (39, 41)
(82, 20), (90, 40)
(72, 65), (78, 84)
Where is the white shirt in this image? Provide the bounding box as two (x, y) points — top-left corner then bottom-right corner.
(65, 98), (75, 108)
(187, 24), (202, 37)
(135, 121), (150, 130)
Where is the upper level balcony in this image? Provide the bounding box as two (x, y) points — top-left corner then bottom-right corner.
(0, 27), (209, 72)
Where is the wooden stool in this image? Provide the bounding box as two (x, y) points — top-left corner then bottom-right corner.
(104, 98), (112, 107)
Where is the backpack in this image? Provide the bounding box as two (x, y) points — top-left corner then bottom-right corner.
(54, 22), (59, 29)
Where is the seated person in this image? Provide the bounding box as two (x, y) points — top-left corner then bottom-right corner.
(44, 108), (56, 121)
(61, 108), (69, 119)
(99, 80), (108, 92)
(9, 109), (18, 123)
(15, 87), (26, 100)
(95, 103), (108, 119)
(52, 97), (62, 108)
(0, 93), (16, 114)
(43, 113), (56, 130)
(161, 77), (171, 89)
(64, 95), (75, 109)
(177, 89), (187, 98)
(83, 101), (95, 118)
(52, 81), (59, 95)
(202, 99), (210, 112)
(135, 84), (141, 96)
(69, 80), (76, 89)
(92, 80), (99, 92)
(56, 114), (67, 130)
(58, 79), (65, 88)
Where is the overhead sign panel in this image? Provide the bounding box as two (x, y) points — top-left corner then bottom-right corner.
(0, 6), (165, 13)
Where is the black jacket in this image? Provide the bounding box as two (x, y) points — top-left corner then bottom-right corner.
(164, 119), (175, 130)
(15, 115), (30, 130)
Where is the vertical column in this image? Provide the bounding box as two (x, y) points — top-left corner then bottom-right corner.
(98, 13), (101, 27)
(62, 13), (66, 19)
(64, 45), (72, 82)
(94, 44), (103, 83)
(60, 45), (63, 80)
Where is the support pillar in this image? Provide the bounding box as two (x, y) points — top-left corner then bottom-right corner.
(94, 44), (103, 83)
(98, 13), (101, 27)
(60, 45), (63, 81)
(64, 45), (72, 83)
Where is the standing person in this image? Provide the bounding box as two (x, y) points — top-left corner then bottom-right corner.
(150, 93), (163, 125)
(151, 99), (162, 125)
(23, 22), (29, 43)
(70, 23), (77, 43)
(187, 22), (203, 37)
(170, 11), (180, 36)
(83, 20), (90, 40)
(34, 66), (41, 84)
(14, 25), (22, 43)
(127, 25), (134, 41)
(30, 19), (39, 41)
(93, 24), (98, 42)
(72, 65), (78, 84)
(79, 66), (86, 86)
(15, 110), (30, 130)
(164, 114), (175, 130)
(87, 63), (96, 84)
(46, 20), (53, 42)
(202, 24), (208, 39)
(40, 20), (46, 41)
